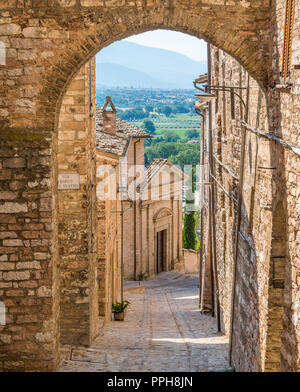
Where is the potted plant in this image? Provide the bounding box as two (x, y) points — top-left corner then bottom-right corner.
(112, 300), (130, 321)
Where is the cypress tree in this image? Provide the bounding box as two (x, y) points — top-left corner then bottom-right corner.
(183, 166), (197, 250)
(183, 210), (196, 250)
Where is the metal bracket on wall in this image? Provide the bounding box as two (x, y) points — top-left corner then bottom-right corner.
(89, 60), (94, 117)
(205, 85), (247, 119)
(278, 0), (295, 88)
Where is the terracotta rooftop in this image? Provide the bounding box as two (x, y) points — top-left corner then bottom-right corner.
(96, 131), (130, 157)
(96, 106), (151, 137)
(95, 106), (152, 156)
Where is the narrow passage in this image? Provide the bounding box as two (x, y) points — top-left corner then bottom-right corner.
(60, 272), (229, 372)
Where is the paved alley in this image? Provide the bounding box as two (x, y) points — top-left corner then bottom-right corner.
(60, 272), (229, 372)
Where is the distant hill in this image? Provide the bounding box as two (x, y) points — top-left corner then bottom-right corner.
(96, 62), (175, 89)
(96, 41), (207, 89)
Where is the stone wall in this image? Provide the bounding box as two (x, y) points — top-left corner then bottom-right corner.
(0, 0), (299, 373)
(57, 59), (98, 347)
(201, 1), (300, 371)
(123, 139), (144, 281)
(270, 1), (300, 373)
(138, 199), (183, 279)
(207, 48), (272, 372)
(0, 128), (60, 371)
(183, 249), (199, 275)
(123, 160), (184, 281)
(96, 151), (122, 323)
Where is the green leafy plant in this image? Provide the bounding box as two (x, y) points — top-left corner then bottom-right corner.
(112, 300), (130, 314)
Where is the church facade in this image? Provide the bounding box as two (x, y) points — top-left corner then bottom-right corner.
(96, 98), (184, 282)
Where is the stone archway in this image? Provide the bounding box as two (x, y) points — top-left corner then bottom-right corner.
(0, 1), (272, 132)
(0, 1), (276, 372)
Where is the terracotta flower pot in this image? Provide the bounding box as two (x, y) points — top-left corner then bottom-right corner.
(114, 311), (124, 321)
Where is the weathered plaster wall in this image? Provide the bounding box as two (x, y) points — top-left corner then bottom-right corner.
(123, 166), (184, 281)
(184, 249), (199, 275)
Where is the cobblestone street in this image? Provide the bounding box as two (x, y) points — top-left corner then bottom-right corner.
(60, 272), (229, 372)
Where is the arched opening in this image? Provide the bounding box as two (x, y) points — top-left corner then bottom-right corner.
(55, 26), (203, 349)
(48, 12), (273, 361)
(55, 19), (269, 360)
(153, 207), (174, 274)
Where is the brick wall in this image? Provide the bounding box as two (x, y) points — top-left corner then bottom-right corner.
(57, 59), (99, 347)
(0, 134), (60, 371)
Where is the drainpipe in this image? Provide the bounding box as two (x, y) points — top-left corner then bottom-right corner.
(207, 43), (221, 331)
(229, 74), (250, 366)
(133, 139), (140, 281)
(198, 111), (205, 311)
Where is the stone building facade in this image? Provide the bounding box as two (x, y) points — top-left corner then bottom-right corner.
(95, 102), (184, 282)
(124, 158), (184, 281)
(0, 0), (299, 372)
(95, 98), (151, 320)
(198, 2), (300, 371)
(57, 59), (99, 349)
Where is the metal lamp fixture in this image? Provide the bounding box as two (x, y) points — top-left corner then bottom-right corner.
(194, 101), (208, 111)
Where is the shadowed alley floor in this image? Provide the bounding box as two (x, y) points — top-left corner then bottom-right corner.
(60, 272), (229, 372)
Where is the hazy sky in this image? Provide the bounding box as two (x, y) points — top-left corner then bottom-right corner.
(126, 30), (207, 63)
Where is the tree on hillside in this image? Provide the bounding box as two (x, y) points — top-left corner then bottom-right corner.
(145, 104), (154, 113)
(144, 138), (153, 148)
(119, 108), (147, 121)
(174, 104), (189, 114)
(162, 106), (172, 117)
(161, 130), (181, 143)
(156, 105), (163, 114)
(185, 129), (200, 140)
(169, 148), (199, 167)
(142, 119), (156, 135)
